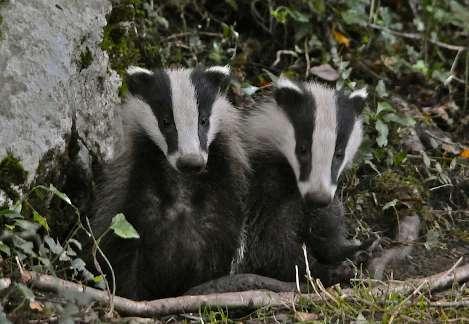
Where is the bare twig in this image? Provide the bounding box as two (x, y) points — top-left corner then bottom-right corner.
(84, 216), (116, 317)
(272, 50), (298, 67)
(367, 24), (468, 52)
(0, 263), (468, 317)
(163, 32), (223, 41)
(430, 300), (469, 307)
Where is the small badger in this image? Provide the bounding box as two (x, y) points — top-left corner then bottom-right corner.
(236, 77), (368, 285)
(91, 66), (249, 300)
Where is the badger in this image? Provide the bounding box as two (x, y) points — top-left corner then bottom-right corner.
(90, 66), (249, 300)
(234, 77), (369, 285)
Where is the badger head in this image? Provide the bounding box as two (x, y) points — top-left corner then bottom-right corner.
(249, 77), (367, 207)
(124, 65), (233, 174)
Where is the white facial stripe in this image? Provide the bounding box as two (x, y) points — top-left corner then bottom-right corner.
(246, 102), (299, 177)
(337, 119), (363, 178)
(206, 65), (230, 76)
(305, 83), (337, 196)
(349, 87), (368, 99)
(167, 69), (202, 158)
(123, 96), (168, 154)
(276, 77), (302, 93)
(126, 66), (153, 75)
(207, 95), (222, 147)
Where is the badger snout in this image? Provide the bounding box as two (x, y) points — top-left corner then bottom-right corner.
(304, 191), (332, 207)
(176, 154), (206, 174)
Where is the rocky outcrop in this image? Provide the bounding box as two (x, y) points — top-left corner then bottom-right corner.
(0, 0), (121, 206)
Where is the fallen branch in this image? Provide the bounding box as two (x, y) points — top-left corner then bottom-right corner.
(0, 263), (468, 317)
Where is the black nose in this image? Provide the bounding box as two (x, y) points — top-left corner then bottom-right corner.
(304, 192), (332, 207)
(176, 154), (205, 174)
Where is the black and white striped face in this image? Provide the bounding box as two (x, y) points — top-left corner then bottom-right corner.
(125, 66), (232, 174)
(248, 78), (367, 206)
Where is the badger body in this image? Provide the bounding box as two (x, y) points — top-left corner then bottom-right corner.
(237, 79), (368, 285)
(91, 66), (249, 300)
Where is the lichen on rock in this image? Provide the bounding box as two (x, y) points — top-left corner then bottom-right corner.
(0, 0), (123, 221)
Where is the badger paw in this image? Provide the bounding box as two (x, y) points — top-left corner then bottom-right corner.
(350, 236), (384, 265)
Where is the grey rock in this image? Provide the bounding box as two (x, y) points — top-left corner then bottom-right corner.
(0, 0), (121, 202)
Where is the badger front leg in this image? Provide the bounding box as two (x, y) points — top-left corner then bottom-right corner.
(303, 199), (378, 265)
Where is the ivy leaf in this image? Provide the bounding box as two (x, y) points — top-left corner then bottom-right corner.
(375, 120), (389, 147)
(44, 236), (63, 255)
(375, 80), (388, 98)
(0, 242), (11, 256)
(71, 258), (86, 272)
(110, 214), (140, 239)
(376, 101), (394, 115)
(382, 113), (416, 126)
(48, 184), (72, 206)
(33, 210), (49, 231)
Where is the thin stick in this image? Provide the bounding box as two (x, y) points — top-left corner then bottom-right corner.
(367, 24), (467, 52)
(430, 300), (469, 307)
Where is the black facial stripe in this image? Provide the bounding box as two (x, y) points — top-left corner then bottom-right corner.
(149, 71), (178, 154)
(190, 68), (219, 152)
(275, 84), (315, 181)
(332, 93), (358, 183)
(127, 69), (178, 154)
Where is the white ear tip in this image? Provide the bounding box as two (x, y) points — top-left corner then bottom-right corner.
(126, 66), (153, 75)
(206, 65), (230, 76)
(349, 87), (368, 99)
(276, 77), (302, 93)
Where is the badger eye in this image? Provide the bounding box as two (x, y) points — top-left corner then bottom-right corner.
(200, 117), (209, 126)
(335, 150), (345, 159)
(299, 144), (308, 155)
(162, 118), (172, 129)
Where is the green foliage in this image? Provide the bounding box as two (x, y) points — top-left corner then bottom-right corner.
(0, 154), (28, 203)
(110, 213), (139, 239)
(0, 184), (140, 319)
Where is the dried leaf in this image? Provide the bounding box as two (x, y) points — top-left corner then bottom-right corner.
(295, 311), (319, 321)
(332, 29), (350, 47)
(460, 148), (469, 159)
(29, 301), (44, 312)
(310, 64), (339, 81)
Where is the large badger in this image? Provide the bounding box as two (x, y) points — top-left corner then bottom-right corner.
(233, 77), (369, 285)
(91, 66), (249, 300)
(186, 78), (371, 295)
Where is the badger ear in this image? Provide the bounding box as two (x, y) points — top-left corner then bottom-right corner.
(126, 66), (154, 98)
(273, 77), (303, 107)
(348, 87), (367, 114)
(205, 65), (231, 91)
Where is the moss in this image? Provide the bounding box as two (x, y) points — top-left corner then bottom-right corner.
(79, 47), (93, 71)
(0, 154), (28, 202)
(101, 1), (142, 96)
(0, 14), (3, 41)
(0, 0), (8, 41)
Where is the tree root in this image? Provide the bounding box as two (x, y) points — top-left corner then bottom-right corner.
(1, 263), (468, 317)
